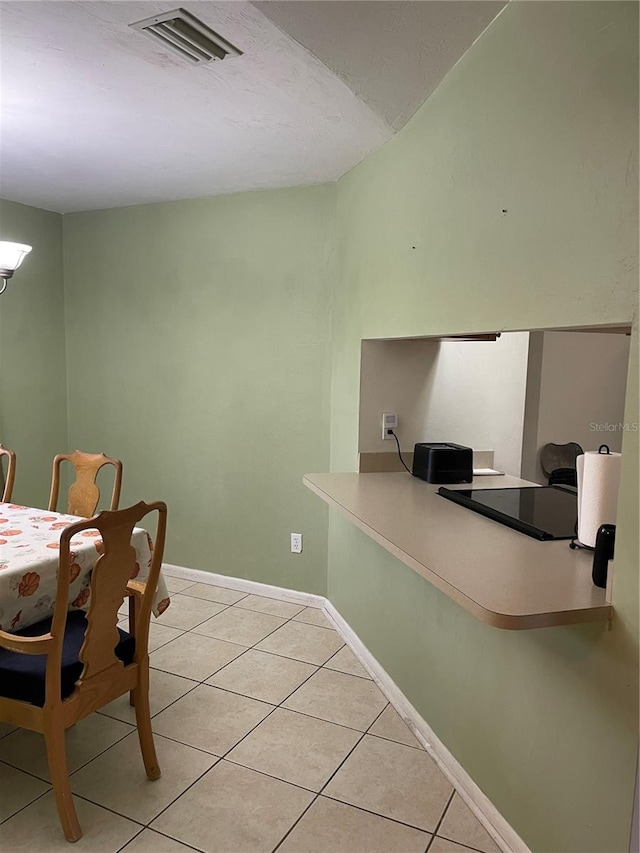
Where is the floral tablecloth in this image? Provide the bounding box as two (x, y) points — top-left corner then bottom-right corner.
(0, 502), (170, 633)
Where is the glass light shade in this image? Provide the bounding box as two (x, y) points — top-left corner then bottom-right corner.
(0, 241), (32, 275)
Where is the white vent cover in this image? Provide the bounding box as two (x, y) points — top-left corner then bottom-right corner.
(130, 8), (242, 64)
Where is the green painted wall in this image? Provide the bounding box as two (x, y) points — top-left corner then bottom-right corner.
(62, 186), (334, 595)
(329, 3), (638, 852)
(0, 199), (67, 508)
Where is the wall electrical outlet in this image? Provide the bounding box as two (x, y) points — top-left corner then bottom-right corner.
(382, 412), (398, 440)
(291, 533), (303, 553)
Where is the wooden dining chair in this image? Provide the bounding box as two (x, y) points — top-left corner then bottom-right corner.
(48, 450), (123, 518)
(0, 444), (16, 502)
(0, 500), (167, 842)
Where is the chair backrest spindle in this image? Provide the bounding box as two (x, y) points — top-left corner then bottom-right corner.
(49, 450), (123, 518)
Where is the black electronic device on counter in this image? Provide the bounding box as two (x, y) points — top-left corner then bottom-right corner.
(437, 485), (578, 541)
(592, 524), (615, 588)
(412, 442), (473, 484)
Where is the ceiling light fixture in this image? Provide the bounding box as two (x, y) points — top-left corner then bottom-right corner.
(130, 8), (242, 65)
(0, 242), (32, 295)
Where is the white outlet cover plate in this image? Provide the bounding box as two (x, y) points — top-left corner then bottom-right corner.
(382, 412), (398, 439)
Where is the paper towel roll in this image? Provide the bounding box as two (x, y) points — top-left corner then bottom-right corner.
(576, 448), (622, 548)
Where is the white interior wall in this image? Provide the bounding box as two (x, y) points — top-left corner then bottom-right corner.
(359, 333), (530, 476)
(521, 331), (631, 483)
(359, 337), (439, 455)
(421, 334), (530, 475)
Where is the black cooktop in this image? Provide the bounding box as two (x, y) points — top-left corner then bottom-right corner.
(437, 485), (578, 541)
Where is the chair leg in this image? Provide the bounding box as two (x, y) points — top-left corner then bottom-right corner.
(128, 595), (137, 707)
(44, 720), (82, 842)
(135, 660), (161, 781)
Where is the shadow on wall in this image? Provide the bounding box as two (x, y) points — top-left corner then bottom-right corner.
(521, 330), (632, 483)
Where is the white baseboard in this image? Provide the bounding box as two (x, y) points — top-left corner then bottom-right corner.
(162, 563), (529, 853)
(323, 600), (530, 853)
(161, 563), (325, 609)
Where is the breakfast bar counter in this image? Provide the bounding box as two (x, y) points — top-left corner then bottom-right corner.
(304, 472), (613, 630)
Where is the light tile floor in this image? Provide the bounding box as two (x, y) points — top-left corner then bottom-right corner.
(0, 578), (502, 853)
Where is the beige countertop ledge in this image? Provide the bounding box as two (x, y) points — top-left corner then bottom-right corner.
(303, 472), (613, 630)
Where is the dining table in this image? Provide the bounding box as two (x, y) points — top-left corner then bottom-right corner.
(0, 502), (170, 633)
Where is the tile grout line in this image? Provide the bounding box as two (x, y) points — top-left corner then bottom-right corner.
(142, 589), (311, 687)
(70, 739), (223, 839)
(143, 647), (371, 754)
(116, 612), (345, 756)
(431, 833), (494, 853)
(149, 594), (497, 852)
(100, 677), (202, 725)
(136, 607), (411, 844)
(321, 792), (440, 837)
(149, 642), (255, 690)
(273, 691), (457, 850)
(210, 654), (323, 707)
(183, 602), (346, 670)
(0, 787), (52, 829)
(0, 720), (137, 790)
(159, 587), (314, 632)
(146, 601), (425, 758)
(0, 781), (148, 839)
(206, 641), (345, 668)
(269, 699), (392, 853)
(172, 586), (310, 618)
(128, 632), (423, 841)
(425, 789), (456, 852)
(114, 825), (147, 853)
(115, 825), (207, 853)
(136, 608), (347, 834)
(218, 600), (307, 619)
(169, 584), (248, 605)
(321, 643), (372, 679)
(0, 756), (53, 789)
(187, 597), (314, 646)
(149, 595), (235, 633)
(132, 609), (385, 840)
(1, 589), (446, 848)
(269, 792), (321, 852)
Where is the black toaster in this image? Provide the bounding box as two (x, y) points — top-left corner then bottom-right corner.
(412, 442), (473, 484)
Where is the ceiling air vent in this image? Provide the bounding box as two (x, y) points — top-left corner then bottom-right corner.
(130, 8), (242, 64)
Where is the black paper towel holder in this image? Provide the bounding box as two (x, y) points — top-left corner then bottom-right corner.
(592, 524), (615, 588)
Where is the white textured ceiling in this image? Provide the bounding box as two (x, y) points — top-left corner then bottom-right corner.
(0, 0), (505, 213)
(256, 1), (506, 131)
